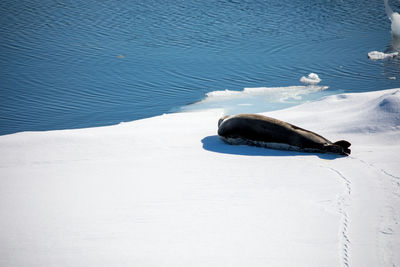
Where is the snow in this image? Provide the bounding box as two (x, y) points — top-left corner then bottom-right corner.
(367, 51), (399, 60)
(0, 89), (399, 266)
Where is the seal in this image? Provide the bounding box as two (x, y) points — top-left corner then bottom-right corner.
(218, 114), (351, 155)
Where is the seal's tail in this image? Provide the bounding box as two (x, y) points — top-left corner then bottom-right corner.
(333, 140), (351, 155)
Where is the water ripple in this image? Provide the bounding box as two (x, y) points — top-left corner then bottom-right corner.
(0, 0), (398, 134)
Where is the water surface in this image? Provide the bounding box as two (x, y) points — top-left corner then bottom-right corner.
(1, 0), (399, 135)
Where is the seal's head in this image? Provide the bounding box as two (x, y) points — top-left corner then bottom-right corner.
(218, 115), (231, 127)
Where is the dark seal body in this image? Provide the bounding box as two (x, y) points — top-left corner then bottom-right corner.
(218, 114), (351, 155)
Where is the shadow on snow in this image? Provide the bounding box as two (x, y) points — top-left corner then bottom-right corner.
(201, 135), (344, 160)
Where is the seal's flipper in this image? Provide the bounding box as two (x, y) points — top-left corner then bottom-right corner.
(324, 143), (351, 156)
(334, 140), (351, 149)
(331, 140), (351, 155)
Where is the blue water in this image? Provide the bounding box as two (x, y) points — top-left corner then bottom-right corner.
(1, 0), (400, 135)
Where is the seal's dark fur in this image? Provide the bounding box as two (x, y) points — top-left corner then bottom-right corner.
(218, 114), (351, 155)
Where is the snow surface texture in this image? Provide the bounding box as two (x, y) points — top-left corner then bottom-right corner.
(300, 73), (321, 85)
(0, 89), (400, 267)
(368, 51), (399, 60)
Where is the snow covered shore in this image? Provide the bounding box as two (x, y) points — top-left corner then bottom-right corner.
(0, 89), (399, 266)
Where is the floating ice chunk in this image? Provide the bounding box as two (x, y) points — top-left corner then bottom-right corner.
(368, 51), (398, 60)
(300, 73), (321, 85)
(391, 13), (400, 36)
(384, 0), (400, 36)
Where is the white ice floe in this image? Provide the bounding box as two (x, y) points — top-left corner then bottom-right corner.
(368, 51), (399, 60)
(0, 89), (399, 266)
(300, 73), (321, 85)
(183, 74), (327, 114)
(182, 85), (329, 114)
(205, 85), (328, 101)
